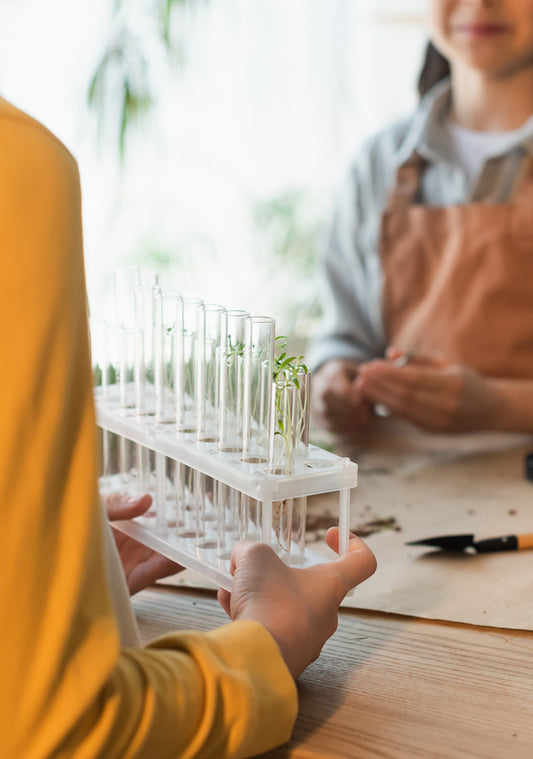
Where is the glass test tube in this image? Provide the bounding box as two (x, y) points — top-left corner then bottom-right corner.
(272, 498), (293, 554)
(176, 464), (203, 539)
(154, 289), (182, 424)
(118, 435), (141, 495)
(89, 315), (107, 396)
(90, 315), (114, 491)
(197, 474), (218, 549)
(294, 369), (310, 461)
(114, 266), (141, 411)
(270, 494), (307, 561)
(268, 368), (310, 474)
(269, 368), (310, 557)
(155, 452), (170, 533)
(197, 304), (225, 442)
(134, 270), (159, 415)
(269, 370), (297, 475)
(118, 326), (140, 411)
(216, 481), (241, 558)
(242, 316), (275, 463)
(289, 496), (308, 564)
(176, 297), (204, 434)
(197, 310), (222, 544)
(113, 265), (140, 328)
(218, 310), (249, 452)
(240, 494), (261, 542)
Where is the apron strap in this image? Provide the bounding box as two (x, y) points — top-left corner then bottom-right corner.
(385, 152), (426, 212)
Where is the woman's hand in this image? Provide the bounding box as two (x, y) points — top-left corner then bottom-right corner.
(311, 359), (374, 434)
(355, 353), (502, 433)
(105, 493), (183, 595)
(217, 528), (376, 679)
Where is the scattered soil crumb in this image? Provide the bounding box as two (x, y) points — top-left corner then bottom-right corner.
(467, 508), (476, 516)
(508, 509), (517, 516)
(352, 516), (401, 537)
(306, 513), (402, 542)
(305, 513), (336, 543)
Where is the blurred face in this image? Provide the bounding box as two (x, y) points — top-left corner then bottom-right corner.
(428, 0), (533, 78)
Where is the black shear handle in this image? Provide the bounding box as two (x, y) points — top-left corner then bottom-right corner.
(473, 535), (518, 553)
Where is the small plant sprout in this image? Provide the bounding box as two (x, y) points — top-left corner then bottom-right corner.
(270, 336), (310, 475)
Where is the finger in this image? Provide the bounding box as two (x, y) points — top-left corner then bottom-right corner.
(385, 345), (403, 361)
(229, 540), (261, 576)
(331, 536), (377, 597)
(105, 493), (153, 521)
(359, 364), (450, 403)
(359, 378), (449, 430)
(217, 588), (232, 617)
(128, 554), (182, 595)
(360, 361), (447, 390)
(385, 345), (449, 368)
(311, 532), (376, 602)
(323, 383), (361, 409)
(358, 378), (418, 417)
(325, 526), (359, 553)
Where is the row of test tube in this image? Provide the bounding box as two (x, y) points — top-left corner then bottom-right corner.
(93, 266), (310, 561)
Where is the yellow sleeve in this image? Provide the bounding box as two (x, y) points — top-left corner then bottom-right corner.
(0, 98), (297, 759)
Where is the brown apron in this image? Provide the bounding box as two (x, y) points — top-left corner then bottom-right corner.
(380, 152), (533, 379)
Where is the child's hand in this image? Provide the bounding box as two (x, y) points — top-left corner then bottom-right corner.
(217, 528), (376, 678)
(105, 493), (183, 595)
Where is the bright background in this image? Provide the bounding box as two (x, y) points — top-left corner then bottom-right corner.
(0, 0), (427, 346)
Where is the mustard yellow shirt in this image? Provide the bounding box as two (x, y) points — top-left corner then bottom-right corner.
(0, 98), (297, 759)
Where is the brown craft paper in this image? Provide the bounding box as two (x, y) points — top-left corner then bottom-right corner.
(161, 421), (533, 631)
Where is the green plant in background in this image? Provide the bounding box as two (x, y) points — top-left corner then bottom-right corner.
(88, 0), (208, 158)
(254, 190), (320, 275)
(253, 190), (326, 348)
(93, 363), (118, 388)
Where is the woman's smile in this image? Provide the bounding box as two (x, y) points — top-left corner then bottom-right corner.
(452, 22), (510, 38)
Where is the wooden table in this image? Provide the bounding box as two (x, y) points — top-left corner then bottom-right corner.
(133, 585), (533, 759)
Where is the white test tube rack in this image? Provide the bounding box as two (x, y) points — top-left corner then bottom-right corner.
(95, 269), (358, 590)
(96, 388), (357, 590)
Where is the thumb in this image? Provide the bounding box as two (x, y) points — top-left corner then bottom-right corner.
(105, 493), (153, 521)
(325, 527), (377, 595)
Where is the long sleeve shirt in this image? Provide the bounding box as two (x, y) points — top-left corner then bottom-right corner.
(0, 97), (297, 759)
(307, 79), (533, 371)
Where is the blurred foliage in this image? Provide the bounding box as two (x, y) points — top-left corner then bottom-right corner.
(253, 190), (326, 335)
(253, 189), (323, 276)
(88, 0), (208, 158)
(88, 2), (326, 348)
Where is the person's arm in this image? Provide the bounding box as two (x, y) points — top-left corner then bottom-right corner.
(0, 103), (297, 759)
(0, 100), (376, 759)
(307, 158), (386, 374)
(308, 137), (397, 434)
